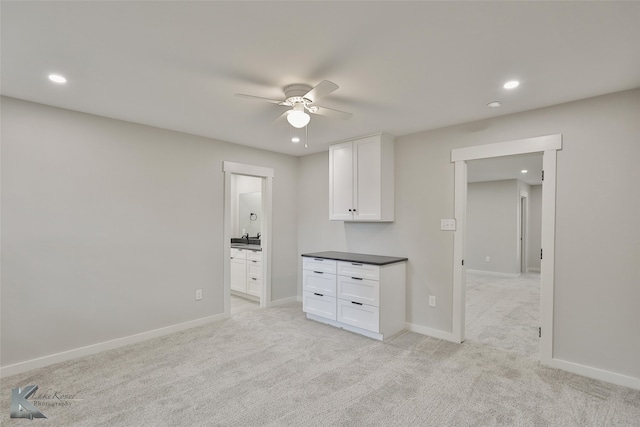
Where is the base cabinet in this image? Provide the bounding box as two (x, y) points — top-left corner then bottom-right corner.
(231, 248), (262, 298)
(302, 256), (406, 340)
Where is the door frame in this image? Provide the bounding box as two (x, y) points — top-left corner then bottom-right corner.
(519, 191), (528, 273)
(223, 161), (274, 314)
(451, 134), (561, 365)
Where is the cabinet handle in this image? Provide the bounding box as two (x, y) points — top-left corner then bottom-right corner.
(252, 260), (258, 263)
(351, 263), (363, 266)
(348, 209), (352, 212)
(351, 301), (363, 305)
(313, 271), (324, 274)
(314, 258), (325, 261)
(252, 278), (257, 281)
(314, 293), (324, 297)
(351, 277), (363, 281)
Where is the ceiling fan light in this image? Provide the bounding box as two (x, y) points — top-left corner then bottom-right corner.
(287, 110), (310, 128)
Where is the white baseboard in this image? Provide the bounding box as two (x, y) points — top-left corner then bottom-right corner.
(527, 267), (541, 273)
(547, 357), (640, 391)
(466, 269), (521, 277)
(269, 296), (299, 307)
(0, 312), (228, 378)
(405, 322), (461, 343)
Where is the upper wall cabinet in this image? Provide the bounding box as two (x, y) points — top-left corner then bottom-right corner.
(329, 133), (394, 222)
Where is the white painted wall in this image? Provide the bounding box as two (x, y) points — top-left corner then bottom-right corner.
(1, 97), (299, 367)
(466, 180), (519, 274)
(297, 89), (640, 380)
(527, 185), (542, 271)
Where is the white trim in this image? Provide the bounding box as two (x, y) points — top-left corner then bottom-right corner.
(406, 322), (460, 343)
(452, 161), (467, 343)
(223, 162), (274, 311)
(0, 313), (227, 378)
(539, 149), (557, 364)
(527, 267), (541, 273)
(223, 161), (274, 178)
(451, 134), (562, 162)
(451, 134), (562, 365)
(547, 358), (640, 391)
(466, 269), (521, 278)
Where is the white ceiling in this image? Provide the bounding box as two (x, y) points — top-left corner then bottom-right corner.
(2, 2), (639, 157)
(467, 153), (543, 186)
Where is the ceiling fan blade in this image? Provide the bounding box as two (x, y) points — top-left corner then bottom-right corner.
(303, 80), (338, 103)
(310, 105), (353, 120)
(274, 109), (290, 122)
(235, 93), (284, 105)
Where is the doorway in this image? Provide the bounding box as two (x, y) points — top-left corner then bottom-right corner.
(451, 134), (562, 365)
(223, 162), (274, 317)
(464, 155), (542, 358)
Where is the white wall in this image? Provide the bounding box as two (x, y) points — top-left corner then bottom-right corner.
(466, 180), (519, 274)
(1, 96), (299, 367)
(297, 89), (640, 380)
(527, 185), (542, 271)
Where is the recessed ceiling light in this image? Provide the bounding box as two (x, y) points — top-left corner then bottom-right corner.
(291, 137), (300, 143)
(48, 74), (67, 84)
(504, 80), (519, 89)
(487, 101), (502, 108)
(521, 169), (528, 174)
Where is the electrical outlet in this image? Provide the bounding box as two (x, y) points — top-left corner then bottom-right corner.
(485, 256), (491, 263)
(440, 219), (456, 231)
(429, 295), (436, 307)
(195, 289), (203, 301)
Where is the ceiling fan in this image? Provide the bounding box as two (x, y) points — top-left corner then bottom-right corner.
(235, 80), (352, 128)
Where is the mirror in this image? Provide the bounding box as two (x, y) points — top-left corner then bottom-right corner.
(231, 174), (263, 238)
(239, 191), (261, 237)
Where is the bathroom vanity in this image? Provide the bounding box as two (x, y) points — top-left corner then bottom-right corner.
(231, 245), (262, 299)
(301, 251), (407, 340)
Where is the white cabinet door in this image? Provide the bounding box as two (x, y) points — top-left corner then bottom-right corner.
(329, 134), (394, 222)
(329, 141), (354, 220)
(230, 258), (247, 292)
(353, 136), (382, 221)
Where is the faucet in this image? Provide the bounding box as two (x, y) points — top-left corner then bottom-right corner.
(242, 232), (249, 243)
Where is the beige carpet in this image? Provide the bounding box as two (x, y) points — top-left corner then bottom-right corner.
(1, 303), (639, 426)
(465, 271), (540, 359)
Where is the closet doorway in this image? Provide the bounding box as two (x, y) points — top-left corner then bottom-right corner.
(451, 134), (561, 365)
(223, 162), (274, 316)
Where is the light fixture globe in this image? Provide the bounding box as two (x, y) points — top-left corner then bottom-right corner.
(287, 103), (310, 128)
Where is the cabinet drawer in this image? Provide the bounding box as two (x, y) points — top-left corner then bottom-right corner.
(337, 276), (379, 307)
(303, 257), (337, 274)
(247, 251), (262, 261)
(247, 276), (262, 297)
(337, 299), (379, 333)
(337, 261), (379, 280)
(247, 260), (262, 277)
(231, 248), (247, 259)
(303, 270), (336, 297)
(302, 291), (336, 321)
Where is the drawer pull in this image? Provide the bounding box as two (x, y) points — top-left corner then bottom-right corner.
(351, 277), (363, 280)
(351, 301), (363, 305)
(252, 260), (258, 263)
(251, 278), (257, 281)
(314, 293), (324, 297)
(351, 263), (363, 266)
(313, 271), (324, 274)
(314, 258), (325, 261)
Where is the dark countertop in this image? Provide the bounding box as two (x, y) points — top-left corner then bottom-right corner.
(302, 251), (407, 266)
(231, 244), (262, 251)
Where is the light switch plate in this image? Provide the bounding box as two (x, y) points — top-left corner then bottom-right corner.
(440, 219), (456, 231)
